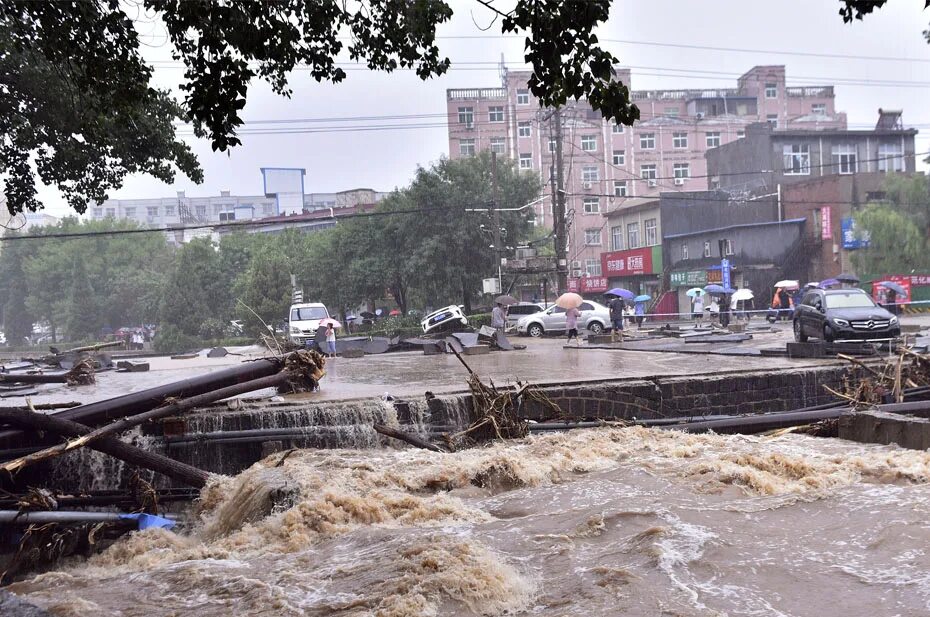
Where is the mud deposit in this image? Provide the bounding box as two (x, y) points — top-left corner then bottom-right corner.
(8, 427), (930, 616)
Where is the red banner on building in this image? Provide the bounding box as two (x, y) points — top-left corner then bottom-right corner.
(568, 276), (609, 293)
(873, 275), (912, 304)
(600, 247), (654, 278)
(821, 206), (832, 240)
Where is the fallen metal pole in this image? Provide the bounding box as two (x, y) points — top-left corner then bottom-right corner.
(0, 511), (133, 524)
(0, 373), (70, 384)
(0, 355), (289, 448)
(661, 407), (852, 434)
(374, 423), (444, 452)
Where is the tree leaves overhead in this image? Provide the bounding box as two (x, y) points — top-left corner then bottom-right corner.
(0, 0), (629, 215)
(503, 0), (639, 125)
(839, 0), (930, 22)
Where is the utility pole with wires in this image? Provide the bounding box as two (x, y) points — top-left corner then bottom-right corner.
(491, 151), (503, 293)
(552, 107), (568, 294)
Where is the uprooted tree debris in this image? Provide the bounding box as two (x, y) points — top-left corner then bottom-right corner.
(0, 350), (326, 581)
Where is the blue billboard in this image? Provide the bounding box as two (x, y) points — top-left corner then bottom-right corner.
(841, 217), (869, 250)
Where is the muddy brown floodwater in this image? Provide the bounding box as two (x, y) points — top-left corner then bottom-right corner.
(8, 426), (930, 616)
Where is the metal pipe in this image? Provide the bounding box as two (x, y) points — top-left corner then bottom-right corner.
(0, 511), (130, 524)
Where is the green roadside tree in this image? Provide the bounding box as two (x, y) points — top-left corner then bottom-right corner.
(2, 0), (636, 215)
(158, 237), (225, 338)
(63, 255), (100, 341)
(851, 175), (930, 276)
(0, 237), (34, 344)
(235, 246), (294, 335)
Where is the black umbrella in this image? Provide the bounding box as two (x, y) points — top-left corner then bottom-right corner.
(359, 311), (376, 319)
(836, 273), (860, 284)
(495, 294), (518, 306)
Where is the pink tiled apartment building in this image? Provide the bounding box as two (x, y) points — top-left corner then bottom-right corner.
(445, 65), (844, 278)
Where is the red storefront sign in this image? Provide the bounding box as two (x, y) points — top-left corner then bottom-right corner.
(821, 206), (832, 240)
(600, 247), (654, 278)
(568, 276), (609, 293)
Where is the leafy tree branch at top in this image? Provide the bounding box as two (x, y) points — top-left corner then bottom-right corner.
(0, 0), (636, 216)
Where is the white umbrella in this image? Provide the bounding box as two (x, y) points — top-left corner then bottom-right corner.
(774, 280), (799, 290)
(731, 288), (754, 301)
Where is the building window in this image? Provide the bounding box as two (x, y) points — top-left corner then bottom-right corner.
(878, 143), (904, 172)
(147, 206), (159, 218)
(195, 205), (207, 218)
(585, 258), (602, 276)
(611, 225), (623, 251)
(767, 114), (778, 128)
(639, 133), (655, 149)
(783, 143), (811, 175)
(723, 238), (734, 255)
(831, 144), (857, 174)
(812, 103), (827, 116)
(703, 241), (712, 257)
(765, 82), (777, 98)
(92, 208), (103, 219)
(673, 132), (688, 149)
(517, 89), (529, 105)
(613, 123), (624, 134)
(584, 229), (602, 246)
(124, 207), (136, 218)
(548, 137), (557, 152)
(665, 106), (679, 117)
(459, 138), (476, 156)
(612, 150), (625, 165)
(488, 106), (504, 122)
(582, 166), (599, 183)
(640, 164), (657, 181)
(458, 106), (473, 126)
(705, 132), (721, 148)
(105, 208), (116, 218)
(219, 211), (235, 222)
(490, 137), (506, 154)
(581, 135), (597, 152)
(644, 218), (657, 246)
(518, 121), (531, 138)
(681, 243), (689, 260)
(673, 163), (690, 178)
(736, 129), (745, 139)
(583, 197), (600, 214)
(519, 153), (532, 169)
(627, 222), (640, 249)
(164, 205), (175, 216)
(262, 204), (274, 216)
(613, 180), (628, 197)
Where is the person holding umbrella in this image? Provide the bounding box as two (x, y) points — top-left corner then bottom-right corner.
(493, 294), (517, 333)
(633, 294), (650, 328)
(606, 292), (626, 342)
(556, 292), (584, 346)
(689, 289), (704, 324)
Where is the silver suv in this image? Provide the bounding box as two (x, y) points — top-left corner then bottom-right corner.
(516, 300), (610, 337)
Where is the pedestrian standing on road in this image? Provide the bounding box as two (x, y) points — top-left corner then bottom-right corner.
(778, 287), (791, 321)
(325, 323), (337, 358)
(565, 305), (581, 346)
(634, 300), (645, 328)
(692, 293), (704, 324)
(887, 288), (899, 316)
(720, 294), (731, 328)
(491, 302), (507, 334)
(608, 294), (626, 342)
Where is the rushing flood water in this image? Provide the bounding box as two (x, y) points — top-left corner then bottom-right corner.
(9, 427), (930, 616)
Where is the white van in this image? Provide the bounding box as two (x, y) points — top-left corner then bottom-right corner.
(288, 303), (330, 345)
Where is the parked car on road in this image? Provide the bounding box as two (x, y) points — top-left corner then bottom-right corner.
(288, 303), (331, 345)
(505, 302), (546, 330)
(421, 305), (468, 334)
(516, 300), (610, 337)
(793, 288), (899, 342)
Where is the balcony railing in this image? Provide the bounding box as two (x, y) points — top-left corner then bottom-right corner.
(632, 88), (739, 101)
(786, 86), (833, 97)
(447, 87), (507, 100)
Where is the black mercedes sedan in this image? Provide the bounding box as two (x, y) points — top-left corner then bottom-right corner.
(793, 288), (900, 342)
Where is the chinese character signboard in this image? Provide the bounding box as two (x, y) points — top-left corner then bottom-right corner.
(670, 270), (707, 287)
(601, 246), (657, 278)
(841, 217), (869, 250)
(821, 206), (832, 240)
(721, 259), (731, 290)
(567, 277), (609, 293)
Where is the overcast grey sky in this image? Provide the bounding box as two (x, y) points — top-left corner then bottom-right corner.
(38, 0), (930, 216)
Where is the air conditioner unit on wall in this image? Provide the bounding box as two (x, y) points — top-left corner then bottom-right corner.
(570, 260), (583, 269)
(648, 179), (657, 188)
(582, 182), (593, 190)
(674, 178), (685, 186)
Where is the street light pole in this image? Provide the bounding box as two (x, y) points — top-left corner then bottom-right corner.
(553, 107), (568, 294)
(491, 151), (502, 293)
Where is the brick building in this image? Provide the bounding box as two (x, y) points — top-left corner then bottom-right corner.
(446, 65), (844, 284)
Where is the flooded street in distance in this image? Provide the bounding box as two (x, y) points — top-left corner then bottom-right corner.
(9, 426), (930, 616)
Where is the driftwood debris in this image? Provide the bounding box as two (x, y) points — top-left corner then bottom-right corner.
(373, 423), (444, 452)
(0, 408), (210, 488)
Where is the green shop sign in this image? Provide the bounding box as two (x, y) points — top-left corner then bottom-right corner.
(670, 270), (707, 287)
